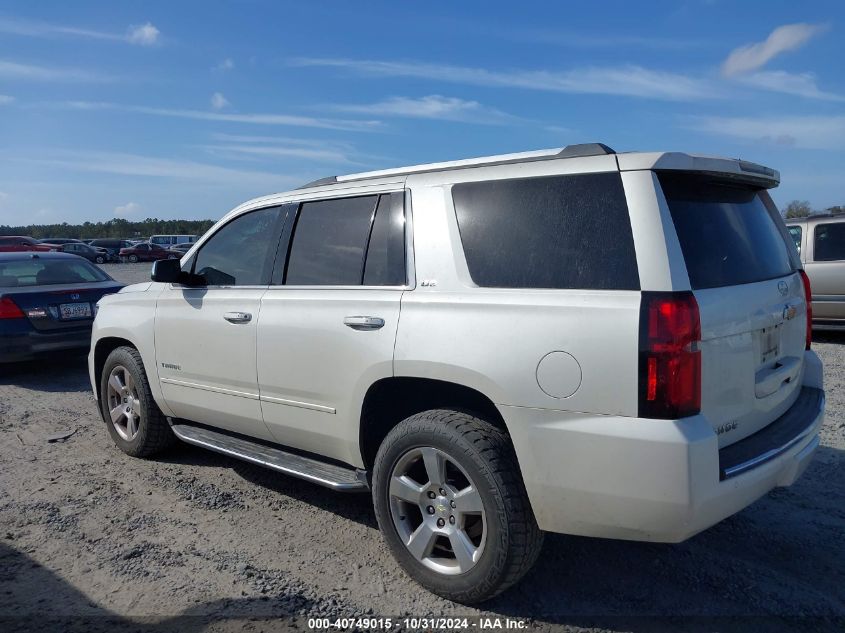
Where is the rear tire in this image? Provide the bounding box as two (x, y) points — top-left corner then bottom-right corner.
(95, 256), (105, 264)
(372, 409), (543, 604)
(128, 254), (138, 263)
(99, 346), (174, 457)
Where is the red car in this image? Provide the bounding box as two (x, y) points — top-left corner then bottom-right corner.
(0, 236), (60, 253)
(119, 242), (181, 263)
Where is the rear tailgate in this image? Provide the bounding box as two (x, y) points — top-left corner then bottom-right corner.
(658, 172), (806, 447)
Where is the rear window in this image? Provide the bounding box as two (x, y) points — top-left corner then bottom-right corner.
(452, 172), (640, 290)
(659, 173), (796, 290)
(0, 259), (110, 287)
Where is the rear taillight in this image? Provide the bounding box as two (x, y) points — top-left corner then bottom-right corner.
(0, 297), (24, 319)
(638, 292), (701, 419)
(799, 269), (813, 350)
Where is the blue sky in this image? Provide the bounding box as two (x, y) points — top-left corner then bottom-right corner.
(0, 0), (843, 226)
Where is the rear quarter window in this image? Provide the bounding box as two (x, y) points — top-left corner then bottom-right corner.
(659, 173), (795, 290)
(813, 222), (845, 262)
(451, 172), (639, 290)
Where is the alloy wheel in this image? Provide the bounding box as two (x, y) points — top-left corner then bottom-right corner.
(388, 447), (486, 575)
(106, 365), (142, 441)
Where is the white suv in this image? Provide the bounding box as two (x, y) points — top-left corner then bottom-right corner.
(89, 143), (825, 603)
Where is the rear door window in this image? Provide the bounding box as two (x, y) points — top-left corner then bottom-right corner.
(813, 222), (845, 262)
(659, 173), (795, 289)
(451, 172), (639, 290)
(285, 196), (379, 285)
(363, 193), (406, 286)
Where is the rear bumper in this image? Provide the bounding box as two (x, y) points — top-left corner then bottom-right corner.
(0, 325), (92, 362)
(501, 353), (825, 543)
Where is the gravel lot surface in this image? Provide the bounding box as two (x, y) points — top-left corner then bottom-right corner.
(1, 263), (843, 632)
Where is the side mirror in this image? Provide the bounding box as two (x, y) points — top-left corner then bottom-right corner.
(151, 258), (182, 283)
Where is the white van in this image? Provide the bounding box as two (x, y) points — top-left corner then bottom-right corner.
(149, 235), (197, 247)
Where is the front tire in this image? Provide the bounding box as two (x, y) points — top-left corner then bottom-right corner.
(372, 409), (543, 604)
(99, 346), (174, 457)
(95, 255), (105, 264)
(128, 254), (139, 263)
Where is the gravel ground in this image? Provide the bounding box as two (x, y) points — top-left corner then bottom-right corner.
(0, 263), (843, 632)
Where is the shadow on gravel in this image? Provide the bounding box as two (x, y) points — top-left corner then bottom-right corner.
(813, 330), (845, 345)
(0, 352), (91, 393)
(0, 542), (339, 633)
(152, 444), (379, 529)
(483, 446), (844, 631)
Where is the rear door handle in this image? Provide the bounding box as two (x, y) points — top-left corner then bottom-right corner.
(223, 311), (252, 324)
(343, 316), (385, 331)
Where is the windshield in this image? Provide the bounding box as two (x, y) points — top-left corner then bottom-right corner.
(0, 259), (111, 287)
(659, 173), (797, 290)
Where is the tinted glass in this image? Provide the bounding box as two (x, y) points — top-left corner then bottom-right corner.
(452, 173), (639, 290)
(286, 196), (378, 285)
(193, 207), (280, 286)
(787, 226), (802, 254)
(814, 222), (845, 261)
(363, 193), (406, 286)
(0, 259), (110, 286)
(660, 174), (795, 289)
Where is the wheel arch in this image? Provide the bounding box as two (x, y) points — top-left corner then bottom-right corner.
(93, 336), (137, 400)
(359, 376), (509, 471)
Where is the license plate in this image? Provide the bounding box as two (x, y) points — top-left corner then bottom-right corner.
(59, 302), (92, 320)
(760, 325), (781, 364)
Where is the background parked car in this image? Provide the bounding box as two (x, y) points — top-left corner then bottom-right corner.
(787, 213), (845, 329)
(119, 242), (181, 263)
(168, 242), (193, 255)
(0, 252), (123, 362)
(38, 238), (83, 246)
(60, 242), (111, 264)
(0, 236), (59, 253)
(88, 239), (133, 259)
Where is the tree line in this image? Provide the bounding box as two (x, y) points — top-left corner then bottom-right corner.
(0, 218), (216, 240)
(782, 201), (845, 219)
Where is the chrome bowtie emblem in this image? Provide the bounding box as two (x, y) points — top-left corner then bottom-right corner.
(777, 281), (789, 296)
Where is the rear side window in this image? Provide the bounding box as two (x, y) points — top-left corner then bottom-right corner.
(813, 222), (845, 262)
(285, 196), (378, 285)
(659, 173), (795, 290)
(452, 172), (639, 290)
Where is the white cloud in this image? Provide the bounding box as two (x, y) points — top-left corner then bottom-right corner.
(215, 58), (234, 71)
(330, 95), (517, 124)
(0, 94), (13, 104)
(114, 201), (141, 217)
(0, 59), (112, 82)
(721, 23), (826, 76)
(688, 114), (845, 150)
(64, 101), (382, 132)
(126, 22), (160, 46)
(210, 92), (230, 110)
(739, 70), (845, 101)
(203, 144), (355, 164)
(290, 58), (719, 101)
(25, 149), (301, 188)
(0, 16), (162, 47)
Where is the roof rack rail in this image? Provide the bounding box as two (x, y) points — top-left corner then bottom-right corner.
(557, 143), (616, 158)
(295, 142), (617, 189)
(296, 175), (337, 190)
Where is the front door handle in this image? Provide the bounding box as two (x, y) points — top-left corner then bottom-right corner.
(223, 311), (252, 324)
(343, 316), (385, 331)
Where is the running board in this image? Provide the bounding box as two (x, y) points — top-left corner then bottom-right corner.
(170, 423), (368, 492)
